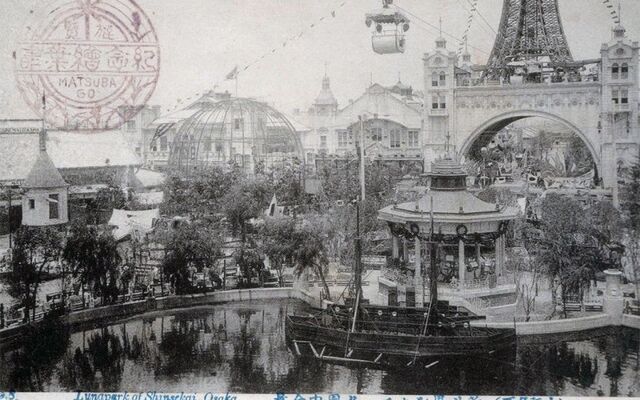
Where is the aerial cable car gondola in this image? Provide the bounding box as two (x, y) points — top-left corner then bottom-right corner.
(365, 0), (410, 54)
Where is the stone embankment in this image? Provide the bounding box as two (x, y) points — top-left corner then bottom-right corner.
(0, 287), (317, 350)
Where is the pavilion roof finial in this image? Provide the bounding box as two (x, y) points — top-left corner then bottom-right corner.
(444, 131), (452, 156)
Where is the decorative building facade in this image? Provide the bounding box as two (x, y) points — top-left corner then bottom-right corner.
(297, 75), (424, 172)
(422, 4), (640, 193)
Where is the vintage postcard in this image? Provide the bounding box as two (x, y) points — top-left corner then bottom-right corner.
(0, 0), (639, 399)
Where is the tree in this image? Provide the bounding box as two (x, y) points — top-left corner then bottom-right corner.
(622, 152), (640, 301)
(517, 256), (543, 322)
(233, 246), (265, 288)
(161, 165), (243, 218)
(7, 226), (63, 321)
(291, 221), (331, 300)
(62, 222), (122, 305)
(259, 217), (297, 286)
(221, 177), (272, 242)
(84, 186), (127, 224)
(154, 221), (224, 295)
(533, 193), (620, 316)
(266, 160), (305, 207)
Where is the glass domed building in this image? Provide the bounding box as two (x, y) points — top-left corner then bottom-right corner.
(168, 97), (304, 174)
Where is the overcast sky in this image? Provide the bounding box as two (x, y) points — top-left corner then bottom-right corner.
(1, 0), (639, 119)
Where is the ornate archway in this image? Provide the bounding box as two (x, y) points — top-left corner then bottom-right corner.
(458, 110), (601, 170)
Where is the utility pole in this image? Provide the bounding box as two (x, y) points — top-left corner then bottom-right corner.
(358, 115), (366, 202)
(6, 186), (11, 249)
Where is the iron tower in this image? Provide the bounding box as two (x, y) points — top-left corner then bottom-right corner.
(485, 0), (573, 78)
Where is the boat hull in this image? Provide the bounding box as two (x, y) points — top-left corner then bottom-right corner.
(286, 315), (516, 363)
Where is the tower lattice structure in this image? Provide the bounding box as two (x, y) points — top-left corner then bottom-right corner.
(485, 0), (573, 78)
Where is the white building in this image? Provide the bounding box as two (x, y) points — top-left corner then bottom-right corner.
(296, 75), (424, 172)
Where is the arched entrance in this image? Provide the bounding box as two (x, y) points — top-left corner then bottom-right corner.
(458, 110), (601, 186)
(459, 110), (600, 166)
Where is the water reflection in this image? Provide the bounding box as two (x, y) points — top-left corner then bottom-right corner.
(0, 299), (639, 396)
(3, 314), (70, 391)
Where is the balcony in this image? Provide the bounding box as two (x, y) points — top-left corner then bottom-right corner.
(429, 108), (448, 116)
(612, 103), (630, 113)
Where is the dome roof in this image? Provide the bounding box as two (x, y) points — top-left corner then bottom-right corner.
(169, 98), (303, 173)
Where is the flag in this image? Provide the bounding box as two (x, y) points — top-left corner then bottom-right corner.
(225, 66), (239, 80)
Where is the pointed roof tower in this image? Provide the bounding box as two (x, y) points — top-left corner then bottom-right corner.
(314, 74), (338, 107)
(23, 120), (67, 189)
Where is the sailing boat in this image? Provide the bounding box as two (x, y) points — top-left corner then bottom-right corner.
(285, 196), (517, 368)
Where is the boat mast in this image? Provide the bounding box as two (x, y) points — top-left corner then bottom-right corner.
(428, 195), (438, 323)
(355, 198), (363, 298)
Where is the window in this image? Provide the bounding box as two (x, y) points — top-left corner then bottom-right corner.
(431, 72), (438, 87)
(370, 127), (382, 142)
(390, 129), (401, 148)
(439, 72), (446, 86)
(337, 131), (349, 147)
(190, 146), (196, 158)
(612, 63), (619, 79)
(204, 137), (212, 151)
(160, 136), (167, 151)
(150, 141), (157, 152)
(320, 135), (327, 148)
(234, 118), (242, 130)
(408, 130), (419, 147)
(48, 194), (59, 220)
(432, 95), (439, 109)
(621, 89), (629, 104)
(621, 63), (629, 79)
(28, 199), (35, 209)
(126, 120), (136, 131)
(612, 89), (619, 104)
(440, 95), (447, 109)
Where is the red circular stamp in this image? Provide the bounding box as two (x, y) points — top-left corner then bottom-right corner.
(14, 0), (160, 132)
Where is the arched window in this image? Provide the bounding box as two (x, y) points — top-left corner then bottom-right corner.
(439, 71), (446, 86)
(621, 63), (629, 79)
(431, 72), (438, 87)
(612, 63), (619, 79)
(432, 95), (439, 109)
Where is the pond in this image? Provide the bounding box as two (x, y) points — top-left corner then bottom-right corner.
(1, 299), (639, 396)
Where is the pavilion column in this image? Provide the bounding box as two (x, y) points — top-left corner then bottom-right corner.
(414, 238), (424, 308)
(402, 239), (409, 262)
(496, 234), (504, 278)
(392, 235), (400, 259)
(458, 239), (465, 290)
(475, 241), (481, 265)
